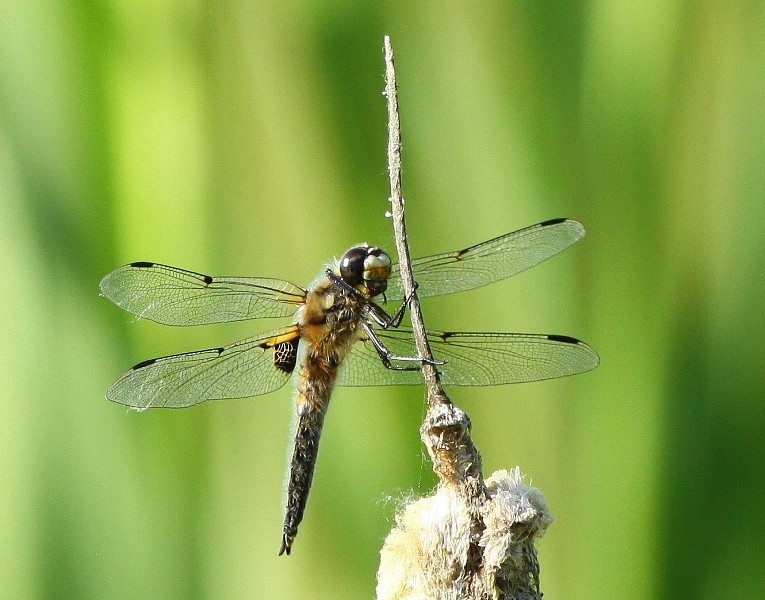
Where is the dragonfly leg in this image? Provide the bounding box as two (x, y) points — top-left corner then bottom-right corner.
(362, 284), (418, 330)
(361, 322), (439, 371)
(380, 283), (418, 328)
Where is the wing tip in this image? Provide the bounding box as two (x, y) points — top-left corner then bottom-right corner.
(105, 388), (151, 412)
(540, 217), (585, 236)
(539, 217), (568, 226)
(546, 334), (600, 372)
(132, 357), (158, 370)
(546, 333), (579, 344)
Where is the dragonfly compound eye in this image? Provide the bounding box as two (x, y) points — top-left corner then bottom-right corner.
(340, 247), (368, 286)
(362, 247), (391, 296)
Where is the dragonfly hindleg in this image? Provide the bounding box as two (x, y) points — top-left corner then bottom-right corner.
(361, 322), (440, 371)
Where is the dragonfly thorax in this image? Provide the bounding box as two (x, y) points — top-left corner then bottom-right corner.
(339, 245), (392, 297)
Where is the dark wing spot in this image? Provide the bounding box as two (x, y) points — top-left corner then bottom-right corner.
(438, 331), (456, 341)
(132, 357), (158, 369)
(130, 261), (155, 268)
(273, 339), (299, 374)
(202, 274), (213, 285)
(540, 217), (567, 226)
(547, 334), (579, 344)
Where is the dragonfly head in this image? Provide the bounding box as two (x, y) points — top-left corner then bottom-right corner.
(339, 245), (391, 297)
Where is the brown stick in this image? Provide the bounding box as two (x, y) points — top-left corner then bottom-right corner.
(376, 36), (551, 600)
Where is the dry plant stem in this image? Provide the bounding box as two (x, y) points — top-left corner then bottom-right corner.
(384, 33), (484, 501)
(383, 38), (443, 402)
(383, 31), (486, 583)
(377, 37), (548, 600)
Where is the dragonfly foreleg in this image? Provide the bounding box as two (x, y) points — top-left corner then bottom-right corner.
(363, 283), (419, 329)
(380, 284), (416, 328)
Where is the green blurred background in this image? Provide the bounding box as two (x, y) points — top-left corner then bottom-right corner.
(1, 1), (763, 598)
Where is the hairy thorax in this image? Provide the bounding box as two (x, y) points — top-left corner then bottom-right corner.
(294, 275), (367, 413)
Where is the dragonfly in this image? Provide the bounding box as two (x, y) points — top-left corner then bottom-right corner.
(100, 217), (599, 555)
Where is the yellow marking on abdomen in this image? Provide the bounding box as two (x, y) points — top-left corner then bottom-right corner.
(262, 325), (300, 348)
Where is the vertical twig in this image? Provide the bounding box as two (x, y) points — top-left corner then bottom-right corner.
(383, 38), (444, 404)
(376, 36), (551, 600)
(383, 31), (484, 514)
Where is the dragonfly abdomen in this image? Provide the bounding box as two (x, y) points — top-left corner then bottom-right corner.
(279, 336), (353, 555)
(280, 396), (327, 556)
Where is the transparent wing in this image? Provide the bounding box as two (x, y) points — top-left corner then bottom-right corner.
(387, 219), (585, 300)
(100, 262), (306, 325)
(339, 328), (599, 387)
(106, 326), (300, 409)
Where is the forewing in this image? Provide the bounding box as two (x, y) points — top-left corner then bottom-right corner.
(106, 326), (300, 409)
(387, 219), (585, 300)
(339, 328), (599, 387)
(100, 262), (306, 325)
